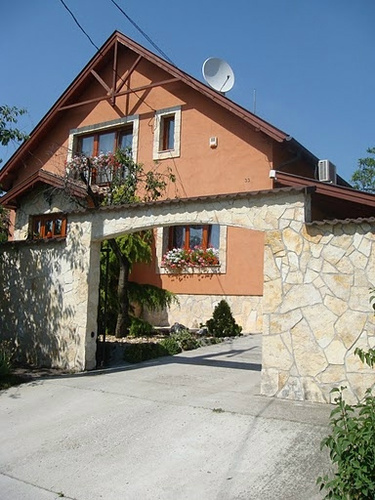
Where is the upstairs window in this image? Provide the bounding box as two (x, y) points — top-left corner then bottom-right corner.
(76, 126), (133, 158)
(31, 214), (67, 240)
(68, 116), (139, 185)
(153, 106), (181, 160)
(75, 127), (133, 184)
(160, 115), (175, 151)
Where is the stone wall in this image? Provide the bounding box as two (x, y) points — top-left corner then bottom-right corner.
(261, 219), (375, 404)
(2, 188), (374, 404)
(143, 294), (263, 333)
(13, 186), (82, 240)
(0, 214), (99, 371)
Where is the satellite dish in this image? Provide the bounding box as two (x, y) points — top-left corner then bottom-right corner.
(202, 57), (235, 93)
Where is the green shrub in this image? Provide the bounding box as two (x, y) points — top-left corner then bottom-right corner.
(318, 289), (375, 499)
(129, 317), (153, 337)
(159, 337), (182, 355)
(318, 386), (375, 499)
(204, 300), (242, 337)
(172, 330), (199, 351)
(124, 342), (167, 363)
(0, 339), (15, 378)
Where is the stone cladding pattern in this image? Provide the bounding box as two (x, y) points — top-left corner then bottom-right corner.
(262, 218), (375, 404)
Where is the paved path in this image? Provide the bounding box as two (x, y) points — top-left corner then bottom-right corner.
(0, 335), (332, 499)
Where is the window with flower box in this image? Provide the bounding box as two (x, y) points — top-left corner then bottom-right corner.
(67, 116), (139, 185)
(169, 225), (220, 251)
(31, 214), (67, 240)
(161, 224), (221, 272)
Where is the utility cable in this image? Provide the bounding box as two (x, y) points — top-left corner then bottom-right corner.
(58, 0), (100, 52)
(108, 0), (176, 66)
(57, 0), (156, 113)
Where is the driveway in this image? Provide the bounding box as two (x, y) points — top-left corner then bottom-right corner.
(0, 334), (331, 500)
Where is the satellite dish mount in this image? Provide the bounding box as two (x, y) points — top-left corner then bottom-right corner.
(202, 57), (235, 94)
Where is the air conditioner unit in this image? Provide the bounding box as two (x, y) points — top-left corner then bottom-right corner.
(318, 159), (337, 183)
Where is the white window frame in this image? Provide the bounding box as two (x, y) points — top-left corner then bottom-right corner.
(67, 115), (140, 162)
(153, 106), (181, 160)
(155, 225), (227, 275)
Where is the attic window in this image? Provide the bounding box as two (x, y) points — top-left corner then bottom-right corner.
(31, 214), (67, 240)
(153, 106), (181, 160)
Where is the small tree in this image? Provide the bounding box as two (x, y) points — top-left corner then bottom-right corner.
(66, 148), (176, 337)
(0, 105), (29, 241)
(351, 147), (375, 194)
(204, 299), (242, 337)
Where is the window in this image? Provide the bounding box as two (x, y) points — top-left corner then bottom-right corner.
(67, 116), (139, 184)
(75, 126), (133, 184)
(76, 126), (133, 157)
(156, 225), (227, 274)
(31, 214), (67, 239)
(169, 224), (220, 250)
(160, 115), (175, 151)
(153, 106), (181, 160)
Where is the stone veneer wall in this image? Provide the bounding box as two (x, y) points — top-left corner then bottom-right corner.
(0, 215), (100, 371)
(143, 295), (263, 333)
(13, 186), (82, 240)
(2, 187), (374, 404)
(261, 219), (375, 404)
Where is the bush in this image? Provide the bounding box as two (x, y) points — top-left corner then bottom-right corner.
(159, 337), (182, 355)
(172, 329), (199, 351)
(129, 317), (153, 337)
(204, 300), (242, 338)
(124, 343), (167, 363)
(318, 289), (375, 499)
(0, 339), (15, 378)
(318, 386), (375, 498)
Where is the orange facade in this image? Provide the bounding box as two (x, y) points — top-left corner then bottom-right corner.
(0, 33), (317, 299)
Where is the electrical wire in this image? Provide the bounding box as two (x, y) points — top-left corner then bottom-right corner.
(57, 0), (157, 113)
(58, 0), (100, 52)
(108, 0), (175, 66)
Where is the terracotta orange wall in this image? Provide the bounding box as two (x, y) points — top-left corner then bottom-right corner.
(131, 227), (264, 296)
(15, 51), (275, 198)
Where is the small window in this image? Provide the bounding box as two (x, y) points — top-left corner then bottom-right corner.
(160, 115), (175, 151)
(31, 214), (67, 240)
(153, 106), (181, 160)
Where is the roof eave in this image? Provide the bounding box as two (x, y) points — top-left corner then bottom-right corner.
(0, 31), (291, 188)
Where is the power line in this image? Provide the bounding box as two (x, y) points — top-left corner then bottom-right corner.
(58, 0), (100, 52)
(57, 0), (156, 113)
(108, 0), (175, 66)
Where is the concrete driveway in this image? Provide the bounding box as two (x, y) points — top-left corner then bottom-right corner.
(0, 334), (332, 500)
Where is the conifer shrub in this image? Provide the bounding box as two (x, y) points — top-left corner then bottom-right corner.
(204, 300), (242, 337)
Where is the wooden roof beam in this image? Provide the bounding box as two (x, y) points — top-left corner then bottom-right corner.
(90, 70), (112, 94)
(116, 54), (142, 94)
(57, 78), (179, 112)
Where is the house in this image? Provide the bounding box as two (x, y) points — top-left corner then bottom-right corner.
(1, 32), (374, 402)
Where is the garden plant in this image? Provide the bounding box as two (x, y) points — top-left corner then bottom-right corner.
(318, 289), (375, 499)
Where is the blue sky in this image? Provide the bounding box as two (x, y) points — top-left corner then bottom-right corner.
(1, 0), (374, 182)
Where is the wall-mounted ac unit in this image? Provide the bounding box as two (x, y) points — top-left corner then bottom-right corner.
(318, 159), (337, 183)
